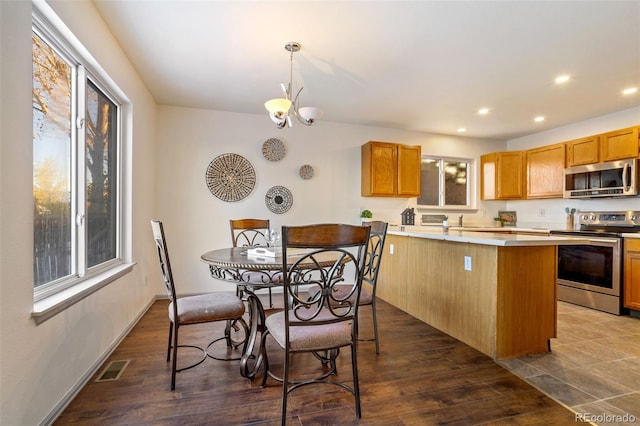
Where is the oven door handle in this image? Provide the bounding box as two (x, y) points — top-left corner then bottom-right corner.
(623, 162), (629, 191)
(586, 237), (619, 245)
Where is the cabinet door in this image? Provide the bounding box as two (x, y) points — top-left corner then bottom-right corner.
(361, 142), (397, 196)
(397, 144), (421, 196)
(566, 135), (599, 166)
(481, 152), (524, 200)
(526, 143), (565, 199)
(624, 239), (640, 310)
(497, 151), (525, 199)
(480, 153), (497, 200)
(601, 127), (639, 161)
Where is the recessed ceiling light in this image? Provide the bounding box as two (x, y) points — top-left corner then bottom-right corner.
(534, 116), (545, 123)
(623, 87), (638, 95)
(555, 74), (571, 84)
(457, 128), (467, 133)
(478, 108), (490, 115)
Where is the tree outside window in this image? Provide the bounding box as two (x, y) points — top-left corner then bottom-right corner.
(32, 29), (120, 295)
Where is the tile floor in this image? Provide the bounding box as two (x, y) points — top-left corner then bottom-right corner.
(499, 302), (640, 426)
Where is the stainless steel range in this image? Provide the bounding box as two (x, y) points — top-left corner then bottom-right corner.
(550, 210), (640, 315)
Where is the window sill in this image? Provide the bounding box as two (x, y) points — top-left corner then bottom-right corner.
(32, 262), (136, 325)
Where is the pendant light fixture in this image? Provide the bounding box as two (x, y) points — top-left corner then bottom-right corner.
(264, 42), (323, 128)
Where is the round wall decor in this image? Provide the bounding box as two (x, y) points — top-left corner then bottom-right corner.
(265, 185), (293, 214)
(205, 153), (256, 202)
(299, 164), (314, 179)
(262, 138), (286, 161)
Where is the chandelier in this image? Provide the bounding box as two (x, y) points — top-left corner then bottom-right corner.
(264, 42), (323, 128)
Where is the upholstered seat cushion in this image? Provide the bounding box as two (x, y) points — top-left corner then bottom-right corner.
(169, 293), (245, 325)
(265, 310), (353, 352)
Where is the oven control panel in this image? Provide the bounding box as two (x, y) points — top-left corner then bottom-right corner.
(578, 210), (640, 227)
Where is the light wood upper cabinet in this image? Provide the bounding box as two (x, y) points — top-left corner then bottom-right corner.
(397, 144), (422, 196)
(526, 143), (565, 199)
(361, 141), (421, 197)
(600, 126), (640, 162)
(480, 151), (525, 200)
(624, 238), (640, 311)
(566, 135), (599, 166)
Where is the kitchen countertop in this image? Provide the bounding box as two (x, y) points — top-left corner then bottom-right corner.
(388, 227), (588, 247)
(623, 233), (640, 239)
(449, 226), (550, 233)
(389, 224), (551, 233)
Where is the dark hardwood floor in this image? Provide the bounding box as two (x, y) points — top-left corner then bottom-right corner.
(54, 297), (582, 425)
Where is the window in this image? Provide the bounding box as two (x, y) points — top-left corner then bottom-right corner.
(417, 156), (473, 208)
(32, 15), (123, 301)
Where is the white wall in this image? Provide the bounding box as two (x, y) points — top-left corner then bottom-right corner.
(0, 1), (158, 425)
(1, 0), (636, 423)
(505, 107), (640, 228)
(156, 106), (506, 293)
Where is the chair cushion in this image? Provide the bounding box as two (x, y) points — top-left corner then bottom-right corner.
(169, 293), (245, 325)
(265, 310), (353, 352)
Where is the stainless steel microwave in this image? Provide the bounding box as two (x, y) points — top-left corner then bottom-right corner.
(564, 158), (638, 198)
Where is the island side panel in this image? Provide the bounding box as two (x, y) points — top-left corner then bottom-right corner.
(376, 234), (409, 311)
(495, 245), (557, 358)
(405, 238), (498, 358)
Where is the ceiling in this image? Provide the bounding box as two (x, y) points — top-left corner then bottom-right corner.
(92, 0), (640, 140)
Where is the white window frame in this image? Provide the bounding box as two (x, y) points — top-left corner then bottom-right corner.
(417, 155), (476, 210)
(31, 0), (134, 324)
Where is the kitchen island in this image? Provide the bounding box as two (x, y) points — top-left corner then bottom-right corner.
(376, 229), (587, 359)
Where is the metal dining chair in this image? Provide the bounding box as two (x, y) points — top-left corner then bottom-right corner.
(305, 221), (388, 354)
(260, 223), (370, 424)
(230, 218), (270, 248)
(151, 220), (248, 390)
(353, 220), (388, 353)
(229, 218), (276, 307)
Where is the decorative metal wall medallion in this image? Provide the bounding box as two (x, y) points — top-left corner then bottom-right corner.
(205, 153), (256, 202)
(299, 164), (314, 179)
(262, 138), (286, 161)
(265, 186), (293, 214)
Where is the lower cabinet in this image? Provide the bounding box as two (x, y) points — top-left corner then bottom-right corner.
(624, 239), (640, 310)
(377, 234), (557, 359)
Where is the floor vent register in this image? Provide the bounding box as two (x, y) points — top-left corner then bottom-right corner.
(95, 360), (130, 382)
